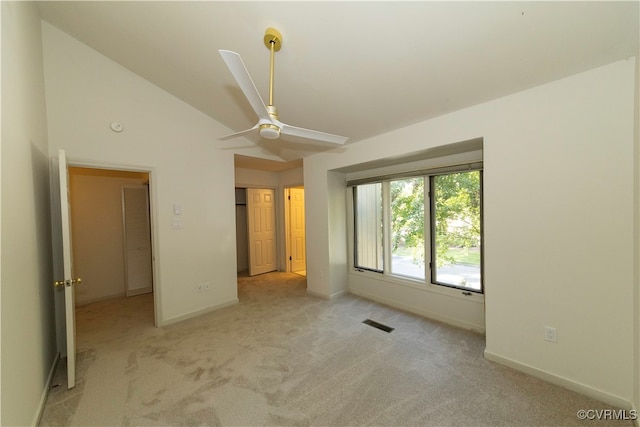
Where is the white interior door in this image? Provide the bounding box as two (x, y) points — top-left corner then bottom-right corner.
(289, 188), (306, 273)
(122, 185), (153, 296)
(52, 149), (78, 389)
(247, 188), (277, 276)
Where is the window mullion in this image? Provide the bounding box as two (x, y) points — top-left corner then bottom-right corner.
(424, 176), (432, 283)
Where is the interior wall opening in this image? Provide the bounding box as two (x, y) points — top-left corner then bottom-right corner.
(68, 166), (155, 326)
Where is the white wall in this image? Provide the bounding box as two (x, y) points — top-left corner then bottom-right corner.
(0, 2), (57, 425)
(234, 167), (279, 189)
(278, 167), (304, 188)
(304, 59), (637, 407)
(41, 22), (239, 325)
(69, 169), (148, 305)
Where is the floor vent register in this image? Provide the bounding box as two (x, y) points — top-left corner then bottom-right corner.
(362, 319), (394, 333)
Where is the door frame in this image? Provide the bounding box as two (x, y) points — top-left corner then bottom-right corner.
(234, 185), (281, 274)
(63, 158), (161, 327)
(284, 186), (306, 273)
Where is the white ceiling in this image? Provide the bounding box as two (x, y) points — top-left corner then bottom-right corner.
(36, 1), (639, 168)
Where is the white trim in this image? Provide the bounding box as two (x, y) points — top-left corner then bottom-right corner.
(305, 285), (348, 301)
(234, 183), (279, 191)
(306, 289), (330, 300)
(62, 157), (154, 174)
(306, 287), (346, 300)
(159, 299), (239, 326)
(330, 289), (348, 300)
(342, 147), (483, 185)
(484, 350), (633, 410)
(63, 158), (162, 327)
(33, 353), (60, 427)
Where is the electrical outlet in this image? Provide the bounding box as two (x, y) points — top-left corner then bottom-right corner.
(544, 326), (557, 343)
(197, 282), (211, 293)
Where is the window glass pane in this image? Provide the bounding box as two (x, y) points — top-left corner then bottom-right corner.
(390, 178), (425, 279)
(432, 171), (482, 291)
(354, 183), (383, 271)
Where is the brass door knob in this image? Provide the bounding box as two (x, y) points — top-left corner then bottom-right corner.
(53, 278), (82, 288)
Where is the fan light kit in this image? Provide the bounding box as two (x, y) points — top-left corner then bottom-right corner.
(218, 28), (348, 145)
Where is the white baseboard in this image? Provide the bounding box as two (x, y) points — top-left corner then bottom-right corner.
(33, 353), (60, 426)
(330, 289), (348, 300)
(306, 289), (331, 300)
(159, 299), (239, 326)
(349, 288), (485, 334)
(306, 288), (348, 300)
(484, 350), (632, 410)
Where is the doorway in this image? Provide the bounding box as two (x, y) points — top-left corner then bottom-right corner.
(68, 167), (155, 315)
(285, 187), (306, 275)
(122, 184), (153, 297)
(234, 186), (306, 277)
(235, 187), (280, 276)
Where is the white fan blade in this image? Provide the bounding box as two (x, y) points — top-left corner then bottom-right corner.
(219, 50), (271, 122)
(280, 123), (348, 145)
(219, 123), (259, 141)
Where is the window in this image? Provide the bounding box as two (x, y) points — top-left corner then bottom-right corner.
(431, 171), (482, 291)
(353, 183), (383, 272)
(351, 167), (483, 293)
(390, 178), (425, 279)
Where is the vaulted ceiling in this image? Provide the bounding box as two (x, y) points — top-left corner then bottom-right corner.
(37, 1), (639, 165)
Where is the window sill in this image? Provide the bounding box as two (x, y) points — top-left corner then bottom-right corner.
(350, 268), (485, 304)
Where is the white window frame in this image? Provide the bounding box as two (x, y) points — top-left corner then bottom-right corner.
(348, 163), (483, 296)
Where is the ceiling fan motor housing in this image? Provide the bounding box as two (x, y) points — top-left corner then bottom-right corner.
(259, 123), (281, 139)
(259, 105), (281, 139)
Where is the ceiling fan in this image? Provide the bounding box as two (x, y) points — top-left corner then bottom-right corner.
(218, 28), (348, 145)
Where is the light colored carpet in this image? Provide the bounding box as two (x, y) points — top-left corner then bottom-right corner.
(40, 272), (631, 426)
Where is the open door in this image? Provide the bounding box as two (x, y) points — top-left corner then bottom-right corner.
(122, 184), (153, 297)
(51, 149), (80, 389)
(288, 188), (306, 273)
(247, 188), (277, 276)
